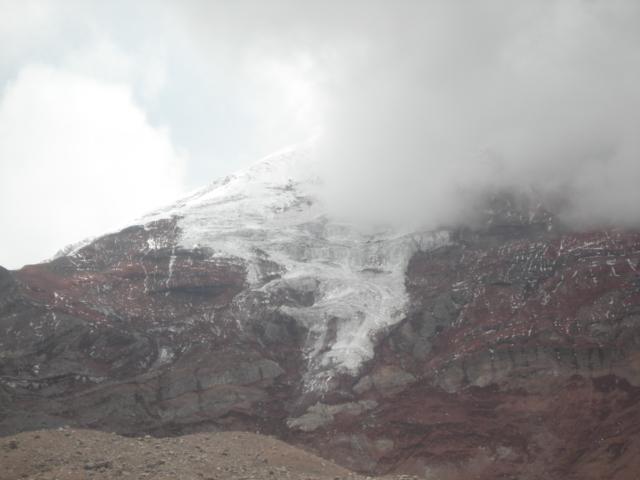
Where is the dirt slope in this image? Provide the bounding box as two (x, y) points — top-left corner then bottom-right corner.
(0, 428), (417, 480)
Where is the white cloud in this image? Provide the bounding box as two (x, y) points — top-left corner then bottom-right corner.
(64, 38), (168, 102)
(3, 0), (640, 271)
(0, 0), (55, 57)
(0, 64), (186, 269)
(172, 0), (640, 228)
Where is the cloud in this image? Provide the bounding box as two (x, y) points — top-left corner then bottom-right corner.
(0, 0), (56, 64)
(2, 1), (640, 271)
(310, 1), (640, 229)
(176, 0), (640, 229)
(0, 64), (186, 269)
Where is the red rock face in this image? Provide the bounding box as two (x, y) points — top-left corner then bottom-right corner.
(2, 210), (640, 479)
(316, 227), (640, 479)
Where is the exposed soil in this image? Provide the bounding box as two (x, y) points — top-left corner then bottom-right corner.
(0, 428), (418, 480)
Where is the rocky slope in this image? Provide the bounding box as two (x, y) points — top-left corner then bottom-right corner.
(2, 148), (640, 479)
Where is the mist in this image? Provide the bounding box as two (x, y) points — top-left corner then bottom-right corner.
(178, 0), (640, 229)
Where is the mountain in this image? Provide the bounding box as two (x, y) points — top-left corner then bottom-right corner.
(2, 147), (640, 479)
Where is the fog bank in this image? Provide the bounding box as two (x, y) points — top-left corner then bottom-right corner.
(181, 0), (640, 228)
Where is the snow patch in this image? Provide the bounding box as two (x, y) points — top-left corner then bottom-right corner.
(166, 247), (177, 290)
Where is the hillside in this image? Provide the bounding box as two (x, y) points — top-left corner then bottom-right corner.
(0, 427), (417, 480)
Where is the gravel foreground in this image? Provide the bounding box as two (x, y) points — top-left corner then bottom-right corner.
(0, 428), (420, 480)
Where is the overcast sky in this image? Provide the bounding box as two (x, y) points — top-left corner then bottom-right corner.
(1, 1), (640, 269)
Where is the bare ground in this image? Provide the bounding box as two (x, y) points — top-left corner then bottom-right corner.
(0, 428), (418, 480)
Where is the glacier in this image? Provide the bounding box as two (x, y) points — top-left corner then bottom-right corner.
(142, 145), (449, 390)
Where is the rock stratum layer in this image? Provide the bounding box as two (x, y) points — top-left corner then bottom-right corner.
(2, 149), (640, 479)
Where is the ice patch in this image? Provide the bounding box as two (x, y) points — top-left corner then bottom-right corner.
(155, 347), (175, 366)
(166, 247), (177, 289)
